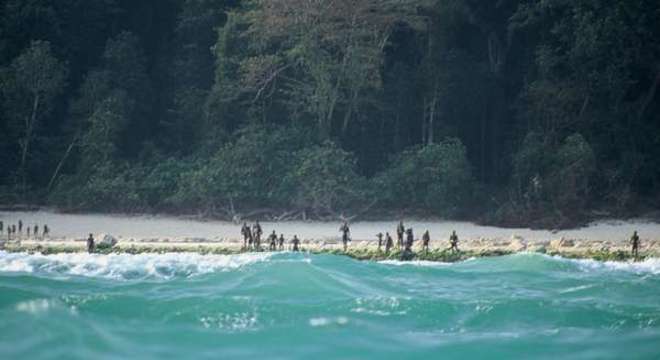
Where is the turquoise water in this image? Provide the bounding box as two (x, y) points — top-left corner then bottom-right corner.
(0, 251), (659, 359)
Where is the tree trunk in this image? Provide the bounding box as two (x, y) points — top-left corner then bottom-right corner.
(421, 97), (427, 144)
(47, 133), (79, 192)
(341, 88), (358, 134)
(638, 67), (660, 120)
(428, 84), (439, 145)
(20, 93), (40, 196)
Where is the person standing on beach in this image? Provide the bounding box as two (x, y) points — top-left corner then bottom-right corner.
(43, 225), (50, 238)
(377, 232), (383, 251)
(247, 228), (254, 249)
(404, 228), (414, 252)
(18, 220), (23, 233)
(291, 235), (300, 252)
(385, 232), (393, 254)
(278, 234), (285, 250)
(339, 222), (350, 251)
(268, 230), (278, 251)
(630, 231), (640, 259)
(253, 221), (263, 250)
(241, 223), (250, 249)
(0, 221), (3, 234)
(27, 227), (31, 238)
(397, 221), (405, 249)
(422, 230), (430, 253)
(34, 224), (39, 239)
(449, 231), (459, 252)
(87, 233), (95, 253)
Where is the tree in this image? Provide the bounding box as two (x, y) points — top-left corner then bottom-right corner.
(375, 138), (474, 217)
(290, 141), (365, 214)
(161, 0), (228, 153)
(73, 31), (151, 170)
(1, 40), (67, 194)
(240, 0), (421, 139)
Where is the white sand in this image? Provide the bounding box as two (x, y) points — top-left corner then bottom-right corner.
(1, 210), (659, 255)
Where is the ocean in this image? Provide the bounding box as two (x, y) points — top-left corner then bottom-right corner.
(0, 251), (659, 359)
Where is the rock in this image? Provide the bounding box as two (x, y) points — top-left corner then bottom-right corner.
(559, 237), (575, 247)
(509, 236), (528, 251)
(97, 234), (118, 249)
(531, 245), (547, 253)
(550, 237), (575, 249)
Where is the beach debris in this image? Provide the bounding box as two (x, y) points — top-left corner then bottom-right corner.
(97, 234), (118, 249)
(509, 235), (528, 251)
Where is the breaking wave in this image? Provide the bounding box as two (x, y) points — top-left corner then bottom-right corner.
(0, 251), (272, 280)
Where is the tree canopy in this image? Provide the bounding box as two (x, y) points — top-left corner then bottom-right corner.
(1, 0), (659, 227)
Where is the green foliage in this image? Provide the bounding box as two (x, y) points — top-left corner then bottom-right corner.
(170, 125), (310, 211)
(0, 40), (67, 191)
(510, 132), (596, 224)
(375, 139), (474, 217)
(1, 0), (660, 226)
(10, 40), (67, 100)
(289, 141), (366, 212)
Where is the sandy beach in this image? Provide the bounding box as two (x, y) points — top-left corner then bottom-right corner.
(1, 211), (658, 258)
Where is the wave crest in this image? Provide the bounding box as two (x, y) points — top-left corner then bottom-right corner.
(0, 251), (272, 280)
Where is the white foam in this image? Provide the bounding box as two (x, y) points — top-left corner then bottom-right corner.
(378, 259), (452, 267)
(15, 299), (53, 314)
(199, 312), (259, 331)
(566, 257), (660, 275)
(0, 251), (272, 280)
(309, 316), (349, 327)
(535, 253), (660, 275)
(351, 296), (408, 316)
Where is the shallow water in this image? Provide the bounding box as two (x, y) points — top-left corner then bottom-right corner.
(1, 251), (659, 359)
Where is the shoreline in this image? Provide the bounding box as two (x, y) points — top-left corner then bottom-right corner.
(1, 238), (653, 263)
(2, 204), (659, 231)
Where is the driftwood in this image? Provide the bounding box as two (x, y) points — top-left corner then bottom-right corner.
(197, 198), (381, 222)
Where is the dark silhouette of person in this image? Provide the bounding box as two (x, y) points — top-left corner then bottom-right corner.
(404, 228), (414, 252)
(377, 232), (383, 251)
(422, 230), (430, 253)
(43, 225), (49, 238)
(449, 230), (459, 252)
(241, 222), (250, 249)
(247, 229), (254, 249)
(18, 220), (23, 233)
(396, 221), (405, 249)
(7, 225), (11, 240)
(87, 233), (95, 253)
(27, 227), (31, 238)
(253, 221), (263, 250)
(291, 235), (300, 252)
(339, 222), (350, 251)
(278, 234), (285, 250)
(33, 224), (39, 239)
(385, 232), (393, 254)
(631, 231), (640, 259)
(0, 220), (3, 234)
(268, 230), (278, 251)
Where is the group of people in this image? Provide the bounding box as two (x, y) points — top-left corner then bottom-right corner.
(1, 217), (645, 259)
(0, 220), (50, 241)
(241, 221), (301, 251)
(239, 220), (462, 255)
(371, 221), (460, 255)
